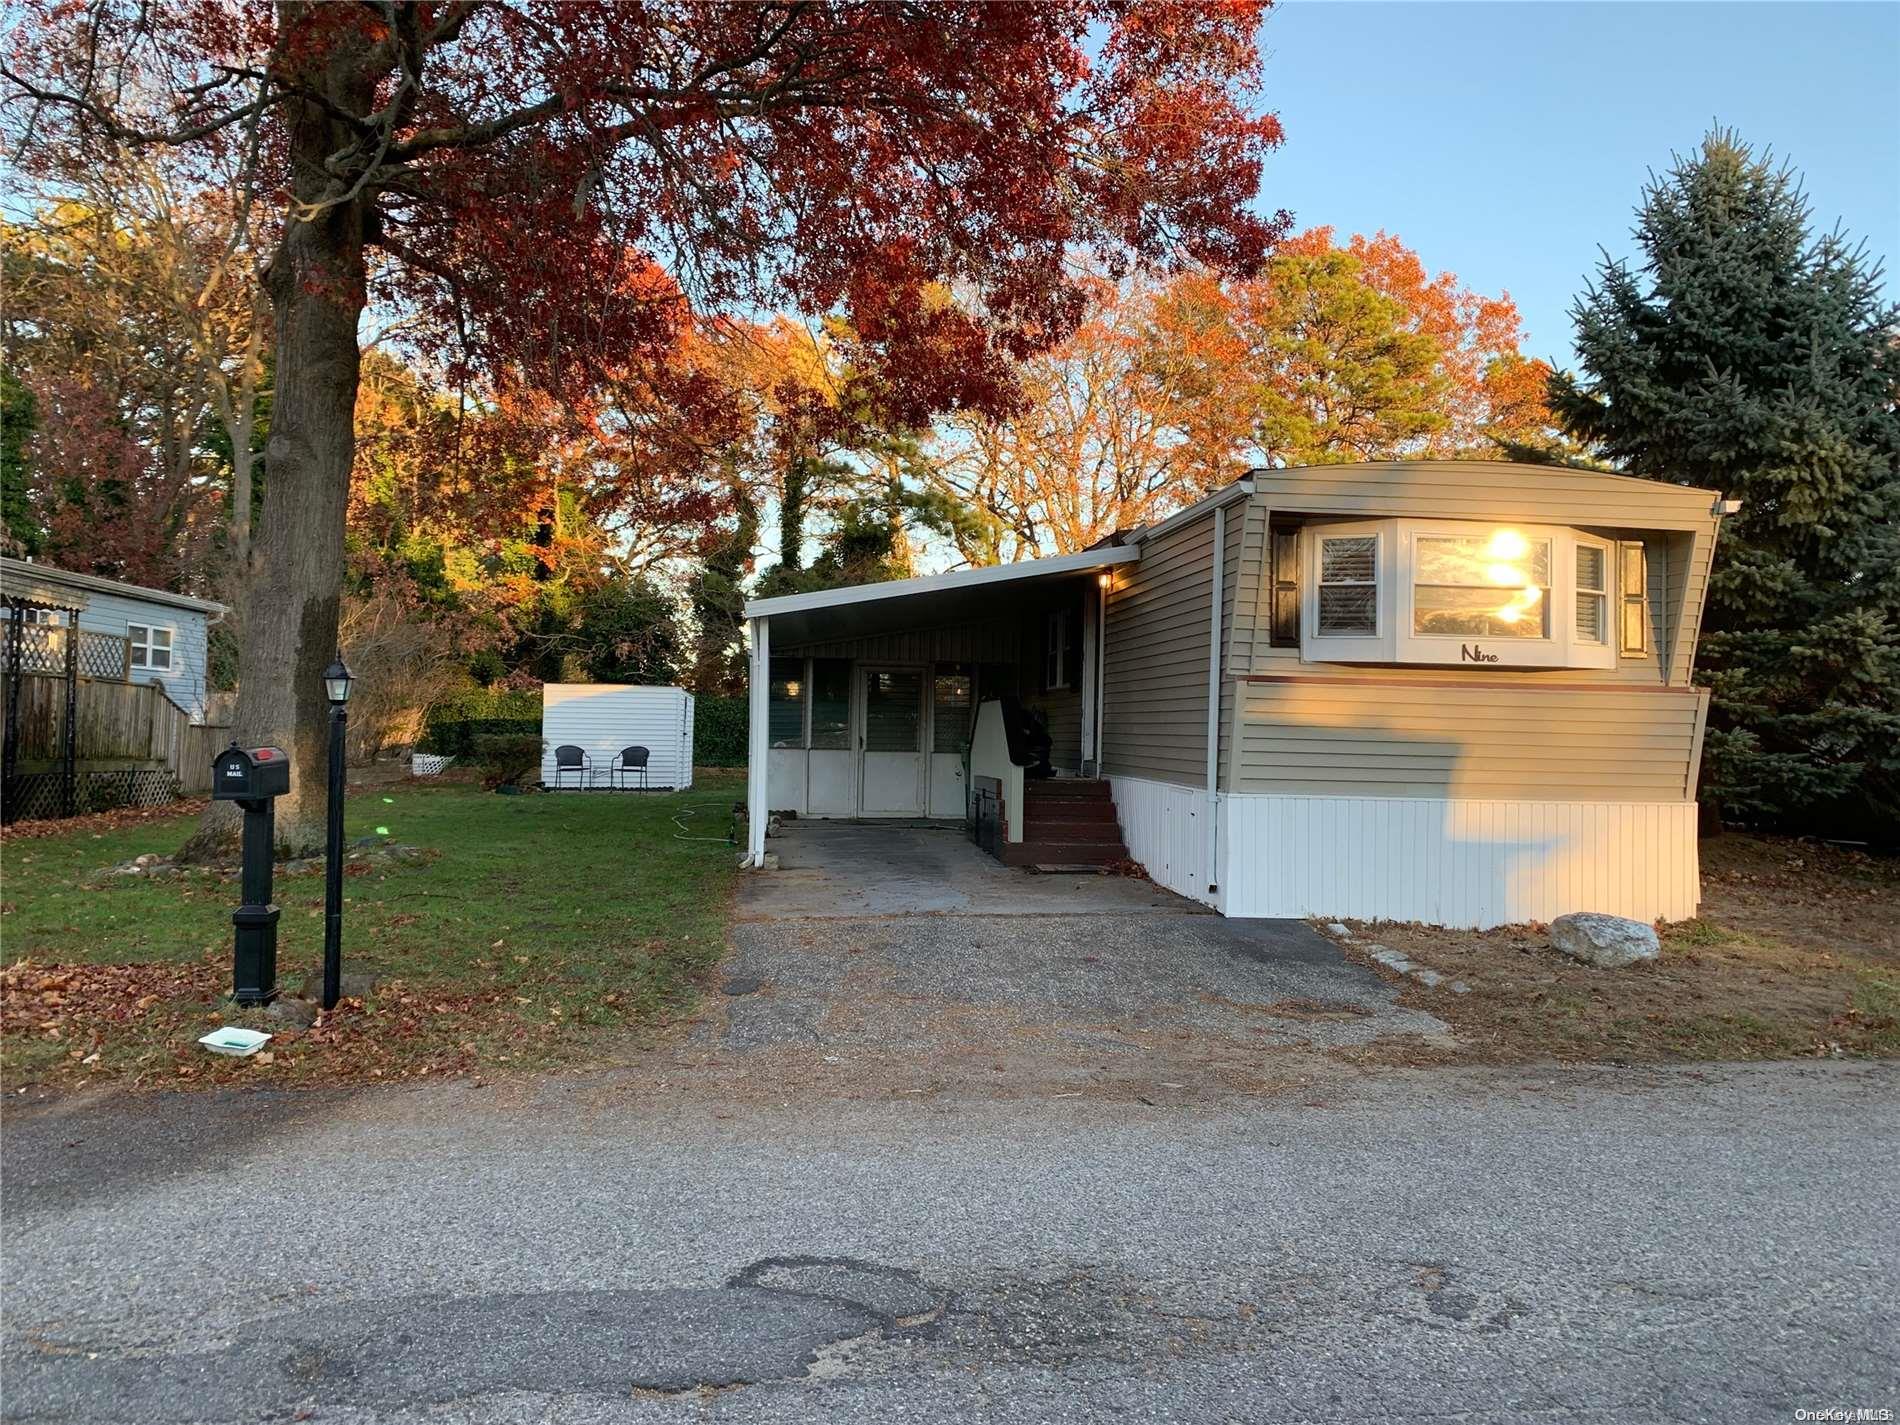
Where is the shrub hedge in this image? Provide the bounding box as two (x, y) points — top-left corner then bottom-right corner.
(420, 687), (752, 766)
(694, 695), (747, 767)
(418, 689), (544, 757)
(470, 733), (545, 788)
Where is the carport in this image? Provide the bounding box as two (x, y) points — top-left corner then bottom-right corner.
(739, 545), (1140, 869)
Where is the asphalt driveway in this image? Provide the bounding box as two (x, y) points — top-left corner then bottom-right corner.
(678, 822), (1448, 1101)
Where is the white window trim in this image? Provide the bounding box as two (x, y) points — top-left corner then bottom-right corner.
(127, 622), (175, 672)
(1301, 518), (1617, 671)
(1302, 521), (1389, 663)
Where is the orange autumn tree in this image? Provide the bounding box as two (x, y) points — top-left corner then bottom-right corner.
(926, 231), (1556, 559)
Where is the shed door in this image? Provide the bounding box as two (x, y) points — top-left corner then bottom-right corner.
(859, 666), (925, 815)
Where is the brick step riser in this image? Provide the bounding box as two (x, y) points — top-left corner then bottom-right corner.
(1033, 809), (1117, 832)
(1001, 841), (1128, 867)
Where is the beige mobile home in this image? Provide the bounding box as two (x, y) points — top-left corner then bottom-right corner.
(740, 461), (1725, 928)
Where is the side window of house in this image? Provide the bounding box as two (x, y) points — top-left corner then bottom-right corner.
(1268, 526), (1300, 645)
(21, 607), (62, 626)
(767, 657), (805, 748)
(127, 623), (174, 671)
(1316, 535), (1379, 636)
(809, 659), (851, 749)
(1619, 542), (1650, 655)
(1044, 609), (1072, 690)
(933, 663), (974, 753)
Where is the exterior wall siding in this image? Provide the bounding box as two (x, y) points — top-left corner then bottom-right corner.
(1109, 774), (1218, 908)
(1101, 515), (1215, 786)
(1231, 679), (1707, 801)
(1247, 460), (1718, 528)
(75, 594), (213, 720)
(1219, 794), (1700, 927)
(540, 684), (695, 790)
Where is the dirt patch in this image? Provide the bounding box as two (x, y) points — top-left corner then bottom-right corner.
(1323, 833), (1898, 1066)
(1201, 993), (1373, 1021)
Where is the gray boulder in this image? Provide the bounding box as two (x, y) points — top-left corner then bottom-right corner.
(1549, 912), (1660, 968)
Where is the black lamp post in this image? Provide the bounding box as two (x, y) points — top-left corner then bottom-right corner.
(321, 656), (354, 1011)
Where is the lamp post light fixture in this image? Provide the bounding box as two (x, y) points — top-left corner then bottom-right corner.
(321, 656), (354, 1012)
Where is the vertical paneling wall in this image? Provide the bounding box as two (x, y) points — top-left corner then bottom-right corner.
(1219, 794), (1699, 927)
(540, 685), (695, 789)
(1109, 775), (1217, 908)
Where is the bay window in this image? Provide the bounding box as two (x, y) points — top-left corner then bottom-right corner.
(1301, 519), (1618, 669)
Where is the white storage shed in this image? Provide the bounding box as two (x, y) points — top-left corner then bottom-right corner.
(539, 684), (695, 791)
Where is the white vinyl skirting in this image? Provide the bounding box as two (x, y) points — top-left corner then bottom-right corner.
(1108, 776), (1219, 909)
(1111, 777), (1700, 927)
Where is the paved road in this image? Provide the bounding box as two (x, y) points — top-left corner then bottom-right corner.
(4, 1061), (1894, 1423)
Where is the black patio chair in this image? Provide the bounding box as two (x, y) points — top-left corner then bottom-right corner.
(611, 745), (651, 790)
(551, 743), (591, 789)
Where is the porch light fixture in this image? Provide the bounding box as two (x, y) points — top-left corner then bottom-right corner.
(323, 657), (354, 705)
(1097, 572), (1112, 588)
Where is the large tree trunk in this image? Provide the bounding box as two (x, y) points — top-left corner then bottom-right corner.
(183, 16), (374, 857)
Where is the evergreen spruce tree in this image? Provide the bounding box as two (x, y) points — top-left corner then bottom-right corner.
(1550, 131), (1900, 838)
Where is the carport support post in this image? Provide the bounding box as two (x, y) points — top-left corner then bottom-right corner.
(745, 615), (770, 867)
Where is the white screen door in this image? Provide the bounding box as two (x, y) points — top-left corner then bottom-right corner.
(860, 666), (925, 814)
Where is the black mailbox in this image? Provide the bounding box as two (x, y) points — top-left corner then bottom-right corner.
(211, 741), (290, 1005)
(212, 744), (291, 802)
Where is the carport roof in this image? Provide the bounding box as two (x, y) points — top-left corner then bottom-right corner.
(742, 544), (1140, 646)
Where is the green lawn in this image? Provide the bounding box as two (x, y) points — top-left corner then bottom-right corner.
(2, 772), (742, 1088)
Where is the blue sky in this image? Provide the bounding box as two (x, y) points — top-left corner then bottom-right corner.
(1253, 1), (1900, 368)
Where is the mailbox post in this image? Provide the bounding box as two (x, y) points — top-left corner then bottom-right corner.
(211, 742), (291, 1006)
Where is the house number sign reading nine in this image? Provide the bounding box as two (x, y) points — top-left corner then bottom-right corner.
(1460, 644), (1502, 663)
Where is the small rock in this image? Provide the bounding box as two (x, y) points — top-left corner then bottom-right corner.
(1449, 980), (1472, 995)
(265, 996), (319, 1029)
(134, 853), (159, 867)
(1549, 912), (1660, 969)
(1368, 946), (1415, 973)
(282, 858), (319, 876)
(722, 976), (764, 997)
(1412, 968), (1444, 988)
(114, 863), (145, 876)
(1326, 922), (1353, 940)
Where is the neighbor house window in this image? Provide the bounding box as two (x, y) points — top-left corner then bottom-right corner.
(1044, 609), (1073, 690)
(1619, 541), (1650, 656)
(768, 657), (806, 748)
(21, 607), (62, 626)
(127, 623), (173, 671)
(1301, 520), (1617, 670)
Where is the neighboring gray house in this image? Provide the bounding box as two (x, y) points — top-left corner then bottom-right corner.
(739, 461), (1730, 929)
(0, 557), (227, 721)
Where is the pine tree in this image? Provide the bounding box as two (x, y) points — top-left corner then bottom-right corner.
(1550, 131), (1900, 838)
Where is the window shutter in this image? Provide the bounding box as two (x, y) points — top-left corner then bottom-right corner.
(1618, 541), (1649, 655)
(1269, 527), (1300, 645)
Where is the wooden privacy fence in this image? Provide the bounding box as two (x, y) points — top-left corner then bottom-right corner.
(1, 672), (231, 816)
